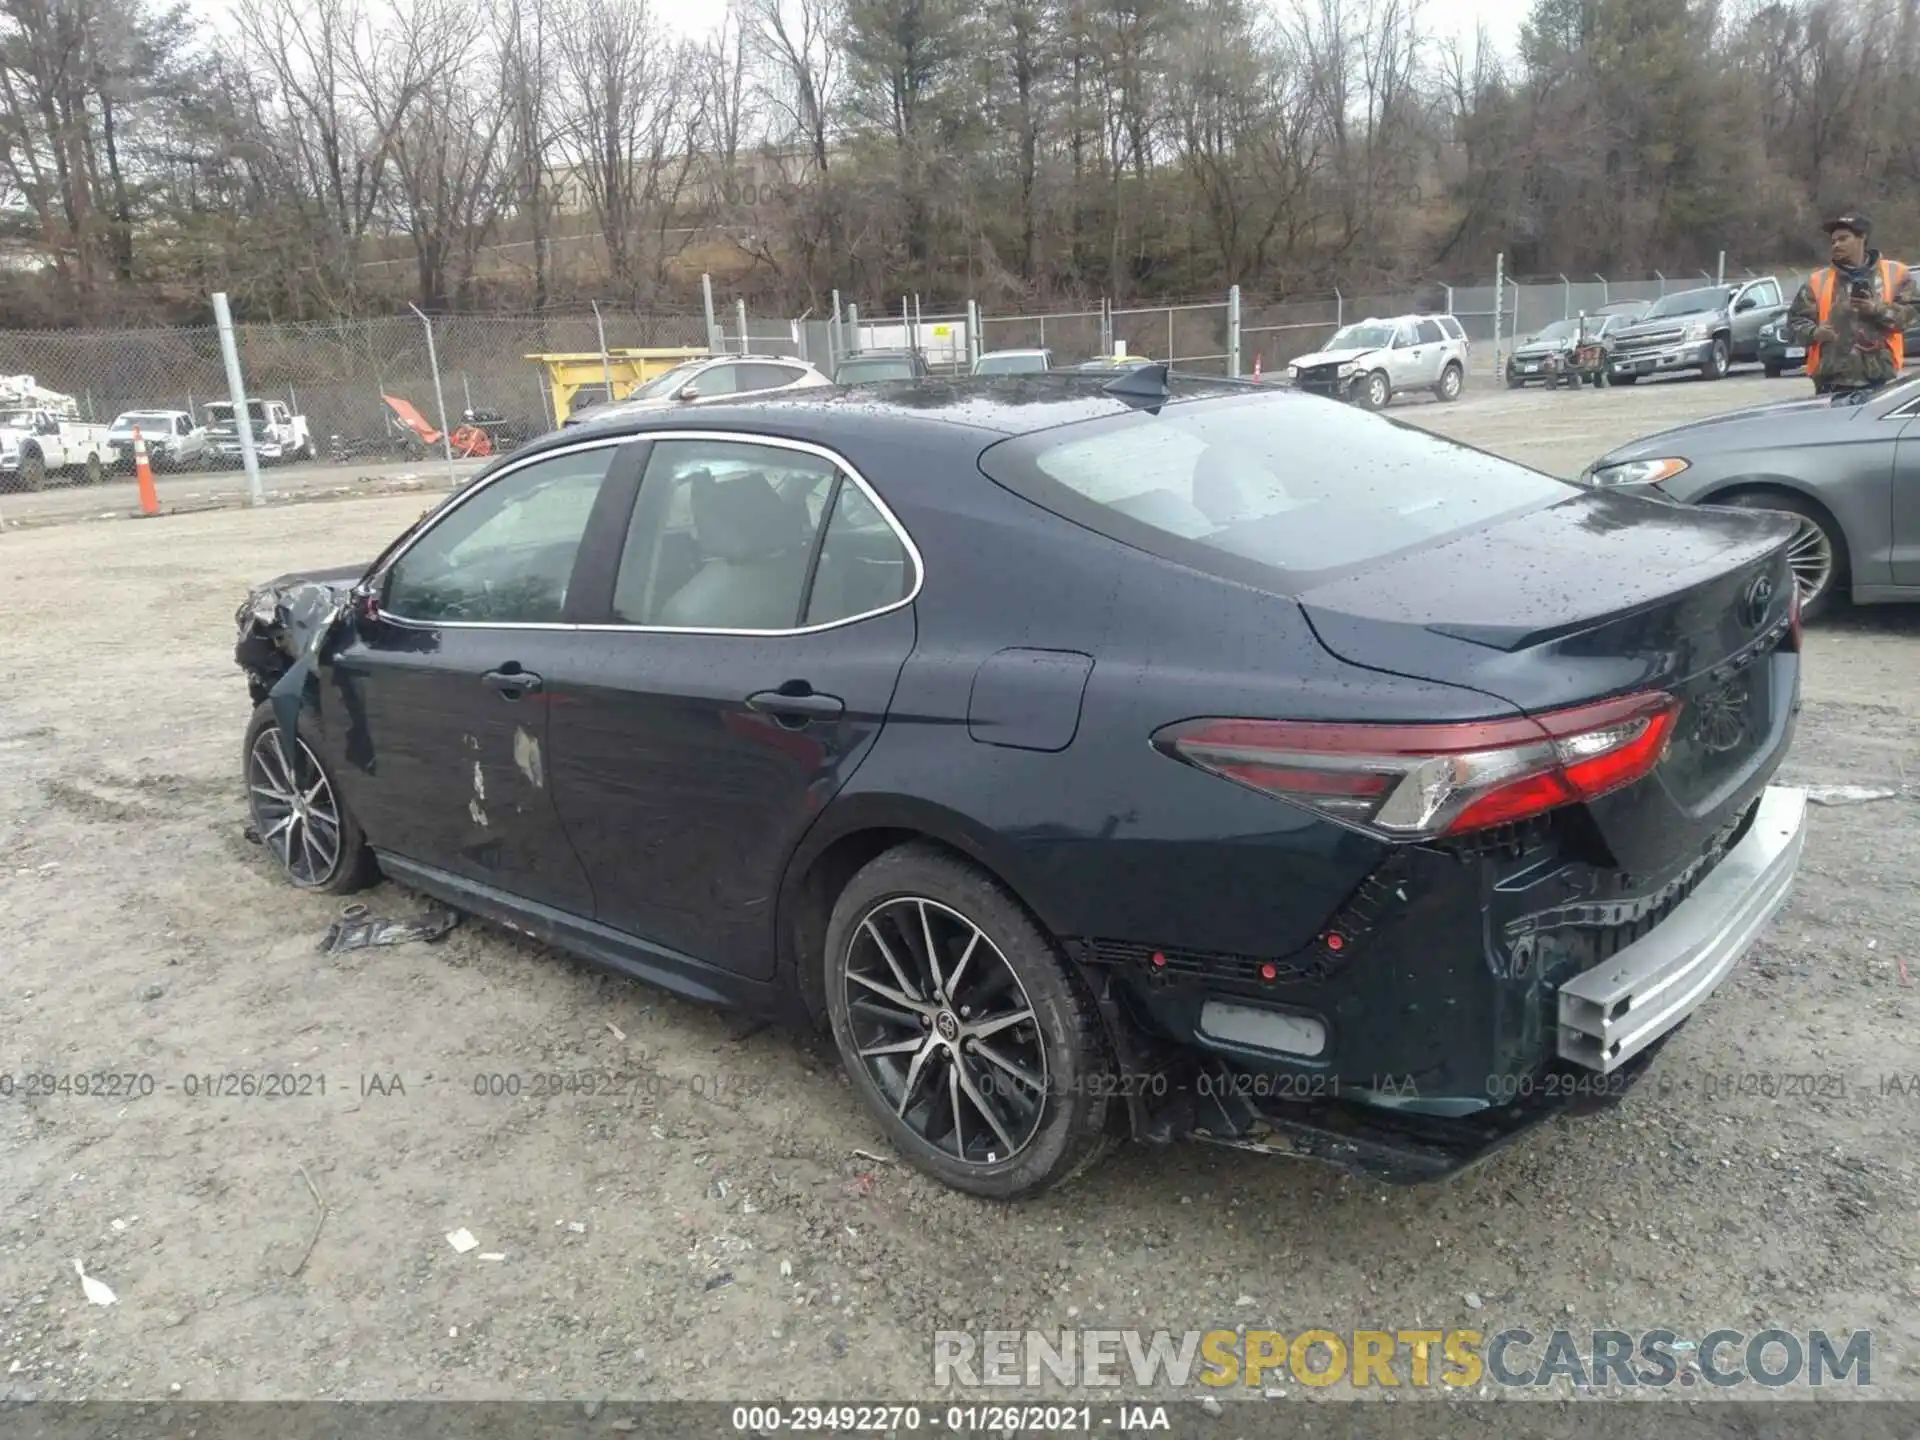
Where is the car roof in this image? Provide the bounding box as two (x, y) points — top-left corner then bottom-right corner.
(977, 348), (1049, 357)
(522, 372), (1260, 456)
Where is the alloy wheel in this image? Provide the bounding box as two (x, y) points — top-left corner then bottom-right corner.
(1439, 366), (1462, 400)
(247, 727), (344, 887)
(841, 895), (1048, 1165)
(1785, 518), (1834, 610)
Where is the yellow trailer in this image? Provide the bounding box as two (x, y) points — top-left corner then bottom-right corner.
(526, 348), (710, 424)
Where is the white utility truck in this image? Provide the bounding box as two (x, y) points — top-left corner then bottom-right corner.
(0, 375), (110, 489)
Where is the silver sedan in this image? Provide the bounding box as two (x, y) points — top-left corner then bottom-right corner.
(1579, 377), (1920, 620)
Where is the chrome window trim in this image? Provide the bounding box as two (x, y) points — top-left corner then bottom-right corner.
(375, 428), (925, 638)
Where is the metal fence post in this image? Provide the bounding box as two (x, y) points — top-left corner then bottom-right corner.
(1166, 307), (1174, 364)
(591, 300), (613, 401)
(1227, 285), (1241, 377)
(702, 273), (720, 352)
(1491, 256), (1504, 378)
(967, 299), (981, 367)
(1442, 283), (1454, 315)
(1560, 274), (1571, 320)
(1039, 314), (1047, 351)
(1334, 287), (1344, 330)
(408, 302), (456, 484)
(736, 299), (749, 355)
(848, 303), (860, 351)
(1717, 251), (1726, 287)
(1655, 270), (1666, 297)
(1595, 274), (1609, 304)
(212, 291), (264, 507)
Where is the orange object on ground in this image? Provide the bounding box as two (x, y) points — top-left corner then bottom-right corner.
(133, 426), (159, 516)
(382, 393), (494, 458)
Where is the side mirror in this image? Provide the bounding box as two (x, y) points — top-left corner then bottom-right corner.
(1735, 296), (1757, 313)
(677, 384), (700, 401)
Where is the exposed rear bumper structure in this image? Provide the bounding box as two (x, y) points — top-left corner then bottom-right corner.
(1557, 784), (1807, 1072)
(1104, 785), (1809, 1184)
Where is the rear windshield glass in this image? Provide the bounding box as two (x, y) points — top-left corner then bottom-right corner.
(1643, 288), (1726, 318)
(975, 353), (1048, 374)
(836, 358), (916, 383)
(977, 392), (1571, 585)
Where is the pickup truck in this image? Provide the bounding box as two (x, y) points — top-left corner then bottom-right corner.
(1605, 276), (1788, 384)
(205, 399), (315, 465)
(107, 409), (212, 472)
(0, 376), (110, 490)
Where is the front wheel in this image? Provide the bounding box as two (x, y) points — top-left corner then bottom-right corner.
(242, 702), (377, 893)
(18, 447), (45, 490)
(1716, 493), (1846, 623)
(1700, 338), (1730, 380)
(823, 844), (1115, 1200)
(1354, 370), (1391, 410)
(1432, 363), (1464, 402)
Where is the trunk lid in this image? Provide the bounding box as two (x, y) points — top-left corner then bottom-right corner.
(1298, 489), (1801, 876)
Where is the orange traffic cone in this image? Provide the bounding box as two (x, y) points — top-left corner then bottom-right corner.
(133, 426), (159, 516)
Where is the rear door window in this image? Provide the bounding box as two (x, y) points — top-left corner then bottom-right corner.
(1416, 320), (1446, 345)
(978, 392), (1571, 588)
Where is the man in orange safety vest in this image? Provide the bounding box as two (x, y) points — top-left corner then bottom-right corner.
(1783, 210), (1917, 396)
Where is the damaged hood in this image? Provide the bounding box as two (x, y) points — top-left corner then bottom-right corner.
(1292, 347), (1384, 370)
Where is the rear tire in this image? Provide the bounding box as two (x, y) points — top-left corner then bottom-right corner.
(84, 452), (103, 486)
(823, 843), (1115, 1200)
(1432, 363), (1463, 402)
(241, 701), (377, 894)
(1715, 491), (1847, 623)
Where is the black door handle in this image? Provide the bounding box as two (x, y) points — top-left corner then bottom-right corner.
(483, 667), (542, 698)
(746, 687), (845, 724)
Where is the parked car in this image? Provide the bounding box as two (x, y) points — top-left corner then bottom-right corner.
(1581, 374), (1920, 619)
(1592, 299), (1652, 322)
(832, 350), (931, 385)
(1605, 278), (1787, 384)
(1069, 355), (1157, 372)
(1289, 313), (1469, 409)
(1504, 314), (1635, 388)
(566, 355), (831, 427)
(106, 409), (211, 472)
(205, 399), (314, 465)
(235, 371), (1808, 1199)
(972, 348), (1052, 375)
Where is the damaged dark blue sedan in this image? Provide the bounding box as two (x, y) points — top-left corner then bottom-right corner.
(235, 369), (1810, 1199)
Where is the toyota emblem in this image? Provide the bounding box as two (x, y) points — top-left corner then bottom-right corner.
(1738, 573), (1774, 629)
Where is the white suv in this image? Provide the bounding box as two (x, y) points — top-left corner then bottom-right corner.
(566, 356), (832, 427)
(1288, 312), (1470, 410)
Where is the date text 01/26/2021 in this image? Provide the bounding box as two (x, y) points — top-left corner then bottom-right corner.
(729, 1405), (1171, 1432)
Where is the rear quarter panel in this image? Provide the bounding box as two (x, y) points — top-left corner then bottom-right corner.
(802, 424), (1529, 959)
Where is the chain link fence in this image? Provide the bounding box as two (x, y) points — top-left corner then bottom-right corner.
(0, 259), (1819, 498)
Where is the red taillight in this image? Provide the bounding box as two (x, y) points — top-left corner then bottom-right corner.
(1153, 692), (1680, 840)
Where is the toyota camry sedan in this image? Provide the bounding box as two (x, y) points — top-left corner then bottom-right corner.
(235, 369), (1809, 1199)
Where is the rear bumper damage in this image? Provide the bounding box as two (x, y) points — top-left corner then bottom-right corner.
(1557, 784), (1806, 1072)
(1098, 784), (1809, 1184)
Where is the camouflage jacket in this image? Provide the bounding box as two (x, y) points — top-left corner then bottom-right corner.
(1782, 251), (1919, 389)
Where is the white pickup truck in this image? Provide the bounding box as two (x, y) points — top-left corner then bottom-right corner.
(0, 375), (111, 490)
(204, 399), (315, 465)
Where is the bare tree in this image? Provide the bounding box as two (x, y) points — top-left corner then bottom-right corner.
(555, 0), (706, 298)
(502, 0), (557, 308)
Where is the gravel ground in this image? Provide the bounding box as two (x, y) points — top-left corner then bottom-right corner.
(2, 370), (1917, 1407)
